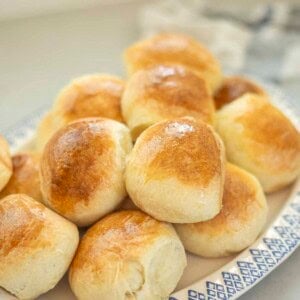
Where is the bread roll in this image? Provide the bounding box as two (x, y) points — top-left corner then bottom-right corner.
(126, 117), (225, 223)
(0, 135), (12, 191)
(0, 152), (42, 201)
(122, 64), (215, 140)
(176, 163), (268, 257)
(40, 117), (132, 227)
(124, 33), (222, 93)
(214, 76), (267, 109)
(36, 74), (124, 150)
(216, 94), (300, 193)
(69, 210), (186, 300)
(0, 194), (79, 300)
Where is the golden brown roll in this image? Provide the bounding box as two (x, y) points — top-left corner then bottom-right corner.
(36, 74), (125, 150)
(40, 117), (132, 227)
(124, 33), (222, 93)
(0, 194), (79, 300)
(176, 163), (268, 257)
(0, 152), (42, 201)
(126, 117), (225, 223)
(216, 94), (300, 193)
(214, 75), (267, 109)
(121, 64), (215, 140)
(69, 210), (186, 300)
(0, 135), (12, 192)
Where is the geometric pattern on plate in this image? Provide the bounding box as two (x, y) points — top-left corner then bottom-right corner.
(170, 191), (300, 300)
(3, 105), (299, 300)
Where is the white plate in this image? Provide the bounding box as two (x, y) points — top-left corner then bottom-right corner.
(1, 93), (299, 300)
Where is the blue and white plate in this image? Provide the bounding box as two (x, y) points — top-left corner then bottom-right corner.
(0, 84), (299, 300)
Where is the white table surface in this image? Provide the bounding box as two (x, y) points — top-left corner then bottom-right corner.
(0, 1), (299, 299)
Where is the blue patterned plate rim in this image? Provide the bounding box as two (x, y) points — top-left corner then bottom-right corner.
(170, 180), (300, 300)
(2, 80), (299, 300)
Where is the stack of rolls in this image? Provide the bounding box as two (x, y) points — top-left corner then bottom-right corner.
(0, 32), (299, 300)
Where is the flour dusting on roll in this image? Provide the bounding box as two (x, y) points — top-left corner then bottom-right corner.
(176, 163), (268, 257)
(69, 210), (186, 300)
(0, 194), (79, 300)
(125, 117), (225, 223)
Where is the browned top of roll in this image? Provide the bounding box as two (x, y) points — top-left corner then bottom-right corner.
(0, 153), (41, 200)
(125, 65), (215, 124)
(124, 33), (221, 91)
(54, 75), (124, 122)
(0, 194), (49, 257)
(237, 96), (300, 171)
(41, 118), (116, 214)
(214, 76), (267, 109)
(71, 210), (172, 272)
(131, 118), (223, 187)
(187, 164), (265, 235)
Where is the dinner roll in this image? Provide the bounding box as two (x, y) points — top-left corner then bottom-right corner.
(0, 194), (79, 300)
(216, 94), (300, 193)
(124, 33), (222, 93)
(122, 64), (215, 140)
(69, 210), (186, 300)
(40, 117), (132, 227)
(176, 163), (268, 257)
(126, 117), (225, 223)
(0, 152), (42, 201)
(0, 135), (12, 192)
(214, 76), (267, 109)
(36, 74), (124, 150)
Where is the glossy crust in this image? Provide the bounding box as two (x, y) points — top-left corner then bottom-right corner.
(176, 164), (268, 257)
(0, 194), (79, 300)
(40, 117), (132, 227)
(214, 76), (267, 109)
(0, 135), (12, 192)
(216, 94), (300, 193)
(124, 33), (222, 93)
(0, 152), (42, 201)
(69, 210), (186, 300)
(125, 117), (225, 223)
(121, 65), (215, 140)
(36, 74), (125, 150)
